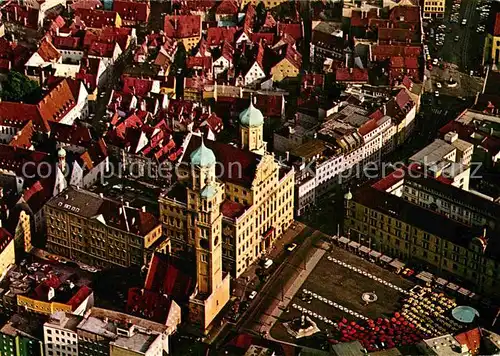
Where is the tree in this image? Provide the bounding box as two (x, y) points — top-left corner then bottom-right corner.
(171, 42), (187, 74)
(1, 71), (42, 104)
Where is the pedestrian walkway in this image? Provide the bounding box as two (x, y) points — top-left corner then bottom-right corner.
(257, 245), (326, 334)
(232, 221), (307, 299)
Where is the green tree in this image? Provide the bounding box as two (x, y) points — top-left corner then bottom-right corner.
(1, 71), (42, 104)
(171, 43), (187, 74)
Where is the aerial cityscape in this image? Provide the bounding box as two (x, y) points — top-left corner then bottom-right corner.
(0, 0), (499, 355)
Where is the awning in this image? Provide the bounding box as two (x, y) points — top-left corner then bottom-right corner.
(262, 227), (274, 240)
(389, 259), (405, 269)
(447, 283), (460, 291)
(330, 235), (339, 241)
(458, 288), (471, 296)
(348, 241), (360, 249)
(416, 272), (433, 283)
(339, 237), (350, 244)
(436, 278), (448, 286)
(359, 246), (371, 254)
(369, 250), (382, 258)
(380, 255), (393, 263)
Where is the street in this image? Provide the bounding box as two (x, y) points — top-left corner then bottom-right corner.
(427, 0), (486, 72)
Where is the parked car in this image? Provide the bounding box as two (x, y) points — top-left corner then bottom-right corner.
(263, 259), (273, 269)
(436, 82), (442, 88)
(249, 291), (257, 300)
(435, 91), (440, 97)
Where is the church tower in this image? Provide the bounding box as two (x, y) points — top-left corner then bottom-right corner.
(187, 139), (230, 332)
(239, 97), (266, 155)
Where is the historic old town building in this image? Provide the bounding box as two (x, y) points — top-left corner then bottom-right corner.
(44, 187), (163, 269)
(160, 100), (295, 279)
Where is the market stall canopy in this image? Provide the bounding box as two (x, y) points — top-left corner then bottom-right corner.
(416, 271), (433, 283)
(339, 236), (350, 244)
(435, 278), (448, 286)
(359, 246), (370, 254)
(348, 241), (360, 249)
(380, 255), (393, 263)
(389, 259), (405, 270)
(369, 250), (382, 258)
(447, 283), (459, 291)
(458, 288), (471, 296)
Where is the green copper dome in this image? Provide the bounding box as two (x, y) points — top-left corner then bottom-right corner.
(200, 185), (217, 199)
(190, 140), (216, 167)
(239, 100), (264, 127)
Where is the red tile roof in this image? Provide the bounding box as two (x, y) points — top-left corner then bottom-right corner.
(389, 5), (420, 23)
(144, 253), (196, 302)
(36, 38), (61, 62)
(216, 0), (238, 15)
(3, 5), (39, 29)
(263, 12), (277, 28)
(9, 121), (34, 149)
(113, 0), (150, 23)
(277, 23), (303, 41)
(164, 15), (201, 39)
(251, 32), (275, 45)
(122, 76), (154, 96)
(221, 199), (246, 219)
(494, 13), (500, 36)
(302, 74), (324, 88)
(243, 5), (256, 33)
(67, 286), (92, 310)
(71, 0), (103, 11)
(454, 328), (481, 354)
(336, 68), (369, 82)
(53, 36), (82, 50)
(0, 228), (13, 254)
(371, 44), (421, 58)
(51, 122), (93, 146)
(207, 26), (238, 46)
(88, 42), (116, 57)
(186, 56), (212, 70)
(126, 288), (173, 323)
(74, 8), (119, 28)
(183, 135), (260, 188)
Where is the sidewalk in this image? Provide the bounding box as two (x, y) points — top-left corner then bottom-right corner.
(257, 242), (328, 335)
(232, 221), (307, 300)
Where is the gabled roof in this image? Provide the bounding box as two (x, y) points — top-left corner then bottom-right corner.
(163, 15), (201, 39)
(215, 0), (238, 15)
(371, 44), (421, 58)
(144, 253), (196, 302)
(51, 121), (93, 146)
(74, 8), (119, 28)
(336, 68), (369, 82)
(88, 42), (116, 57)
(9, 121), (34, 149)
(53, 36), (82, 50)
(277, 22), (303, 41)
(113, 0), (150, 22)
(36, 38), (61, 62)
(46, 186), (159, 236)
(207, 26), (238, 46)
(187, 56), (212, 70)
(262, 12), (277, 28)
(71, 0), (103, 11)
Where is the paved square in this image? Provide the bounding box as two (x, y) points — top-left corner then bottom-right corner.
(271, 245), (415, 344)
